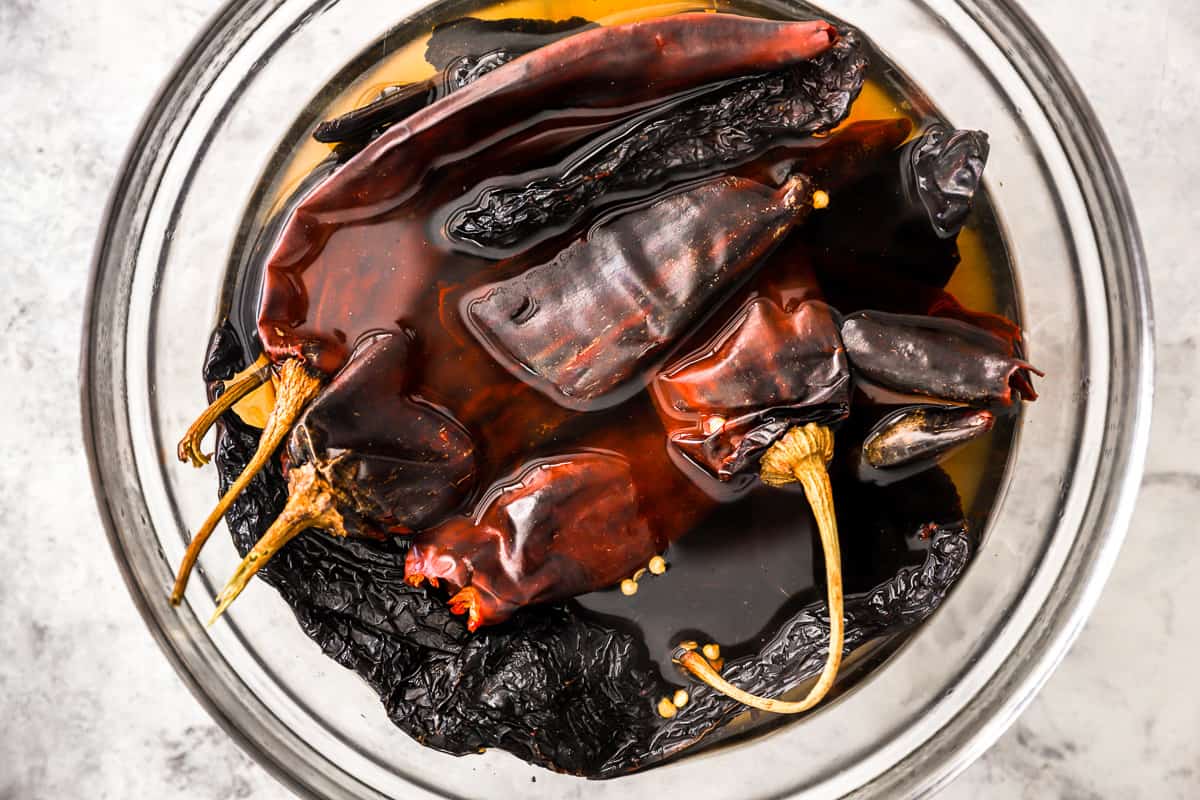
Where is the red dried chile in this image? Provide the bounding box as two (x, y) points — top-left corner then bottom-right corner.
(405, 453), (663, 630)
(201, 331), (478, 619)
(656, 298), (850, 481)
(260, 15), (840, 374)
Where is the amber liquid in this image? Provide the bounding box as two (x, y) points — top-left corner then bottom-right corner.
(221, 0), (1021, 744)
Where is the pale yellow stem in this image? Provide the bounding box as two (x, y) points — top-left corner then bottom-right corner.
(177, 353), (271, 467)
(171, 358), (322, 605)
(676, 423), (843, 714)
(208, 463), (348, 625)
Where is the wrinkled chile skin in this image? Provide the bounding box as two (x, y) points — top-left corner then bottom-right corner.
(406, 453), (664, 629)
(285, 330), (477, 535)
(657, 297), (851, 480)
(205, 320), (981, 776)
(446, 31), (867, 255)
(464, 176), (811, 409)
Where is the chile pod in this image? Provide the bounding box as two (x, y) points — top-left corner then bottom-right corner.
(804, 124), (990, 289)
(863, 405), (995, 469)
(841, 310), (1041, 405)
(656, 297), (850, 481)
(464, 175), (815, 409)
(405, 452), (663, 630)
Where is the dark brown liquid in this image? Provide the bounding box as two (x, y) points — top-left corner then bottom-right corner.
(221, 0), (1020, 719)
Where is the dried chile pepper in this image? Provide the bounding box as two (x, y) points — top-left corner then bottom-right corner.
(656, 297), (850, 481)
(208, 325), (978, 775)
(863, 405), (995, 469)
(313, 17), (596, 144)
(841, 310), (1041, 405)
(405, 453), (664, 630)
(185, 331), (478, 615)
(443, 30), (867, 255)
(464, 175), (816, 408)
(265, 14), (840, 286)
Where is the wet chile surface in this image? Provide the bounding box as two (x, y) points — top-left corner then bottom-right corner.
(209, 4), (1021, 778)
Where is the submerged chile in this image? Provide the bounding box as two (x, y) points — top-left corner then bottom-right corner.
(406, 453), (664, 630)
(863, 405), (995, 469)
(804, 124), (990, 289)
(842, 310), (1041, 405)
(465, 175), (814, 408)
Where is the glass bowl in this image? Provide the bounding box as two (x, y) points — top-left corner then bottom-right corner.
(82, 0), (1153, 797)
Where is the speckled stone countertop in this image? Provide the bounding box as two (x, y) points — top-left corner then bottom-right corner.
(0, 0), (1193, 797)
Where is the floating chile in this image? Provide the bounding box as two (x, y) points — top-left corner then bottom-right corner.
(170, 14), (848, 602)
(406, 453), (665, 630)
(464, 175), (814, 408)
(841, 310), (1041, 405)
(803, 123), (990, 289)
(863, 405), (996, 470)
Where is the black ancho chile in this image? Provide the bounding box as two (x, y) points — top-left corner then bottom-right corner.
(203, 320), (983, 776)
(443, 29), (867, 256)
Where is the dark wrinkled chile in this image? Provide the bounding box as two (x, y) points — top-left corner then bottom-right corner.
(445, 32), (866, 255)
(406, 453), (663, 629)
(904, 124), (991, 239)
(842, 310), (1041, 405)
(863, 405), (995, 469)
(608, 521), (975, 773)
(657, 298), (850, 481)
(803, 124), (990, 288)
(313, 17), (595, 144)
(286, 331), (477, 533)
(183, 6), (1036, 778)
(465, 176), (812, 408)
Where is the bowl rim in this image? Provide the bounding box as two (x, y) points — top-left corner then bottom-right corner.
(81, 1), (1154, 797)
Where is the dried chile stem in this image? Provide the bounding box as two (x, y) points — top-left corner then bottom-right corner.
(177, 353), (270, 467)
(676, 423), (843, 713)
(208, 463), (348, 624)
(171, 358), (323, 605)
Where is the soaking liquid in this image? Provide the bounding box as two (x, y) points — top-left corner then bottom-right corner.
(219, 0), (1022, 743)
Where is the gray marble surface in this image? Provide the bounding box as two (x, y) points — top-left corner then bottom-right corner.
(0, 0), (1193, 797)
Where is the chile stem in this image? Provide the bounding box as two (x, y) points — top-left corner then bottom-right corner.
(177, 353), (271, 467)
(171, 358), (322, 605)
(208, 463), (347, 625)
(675, 423), (844, 714)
